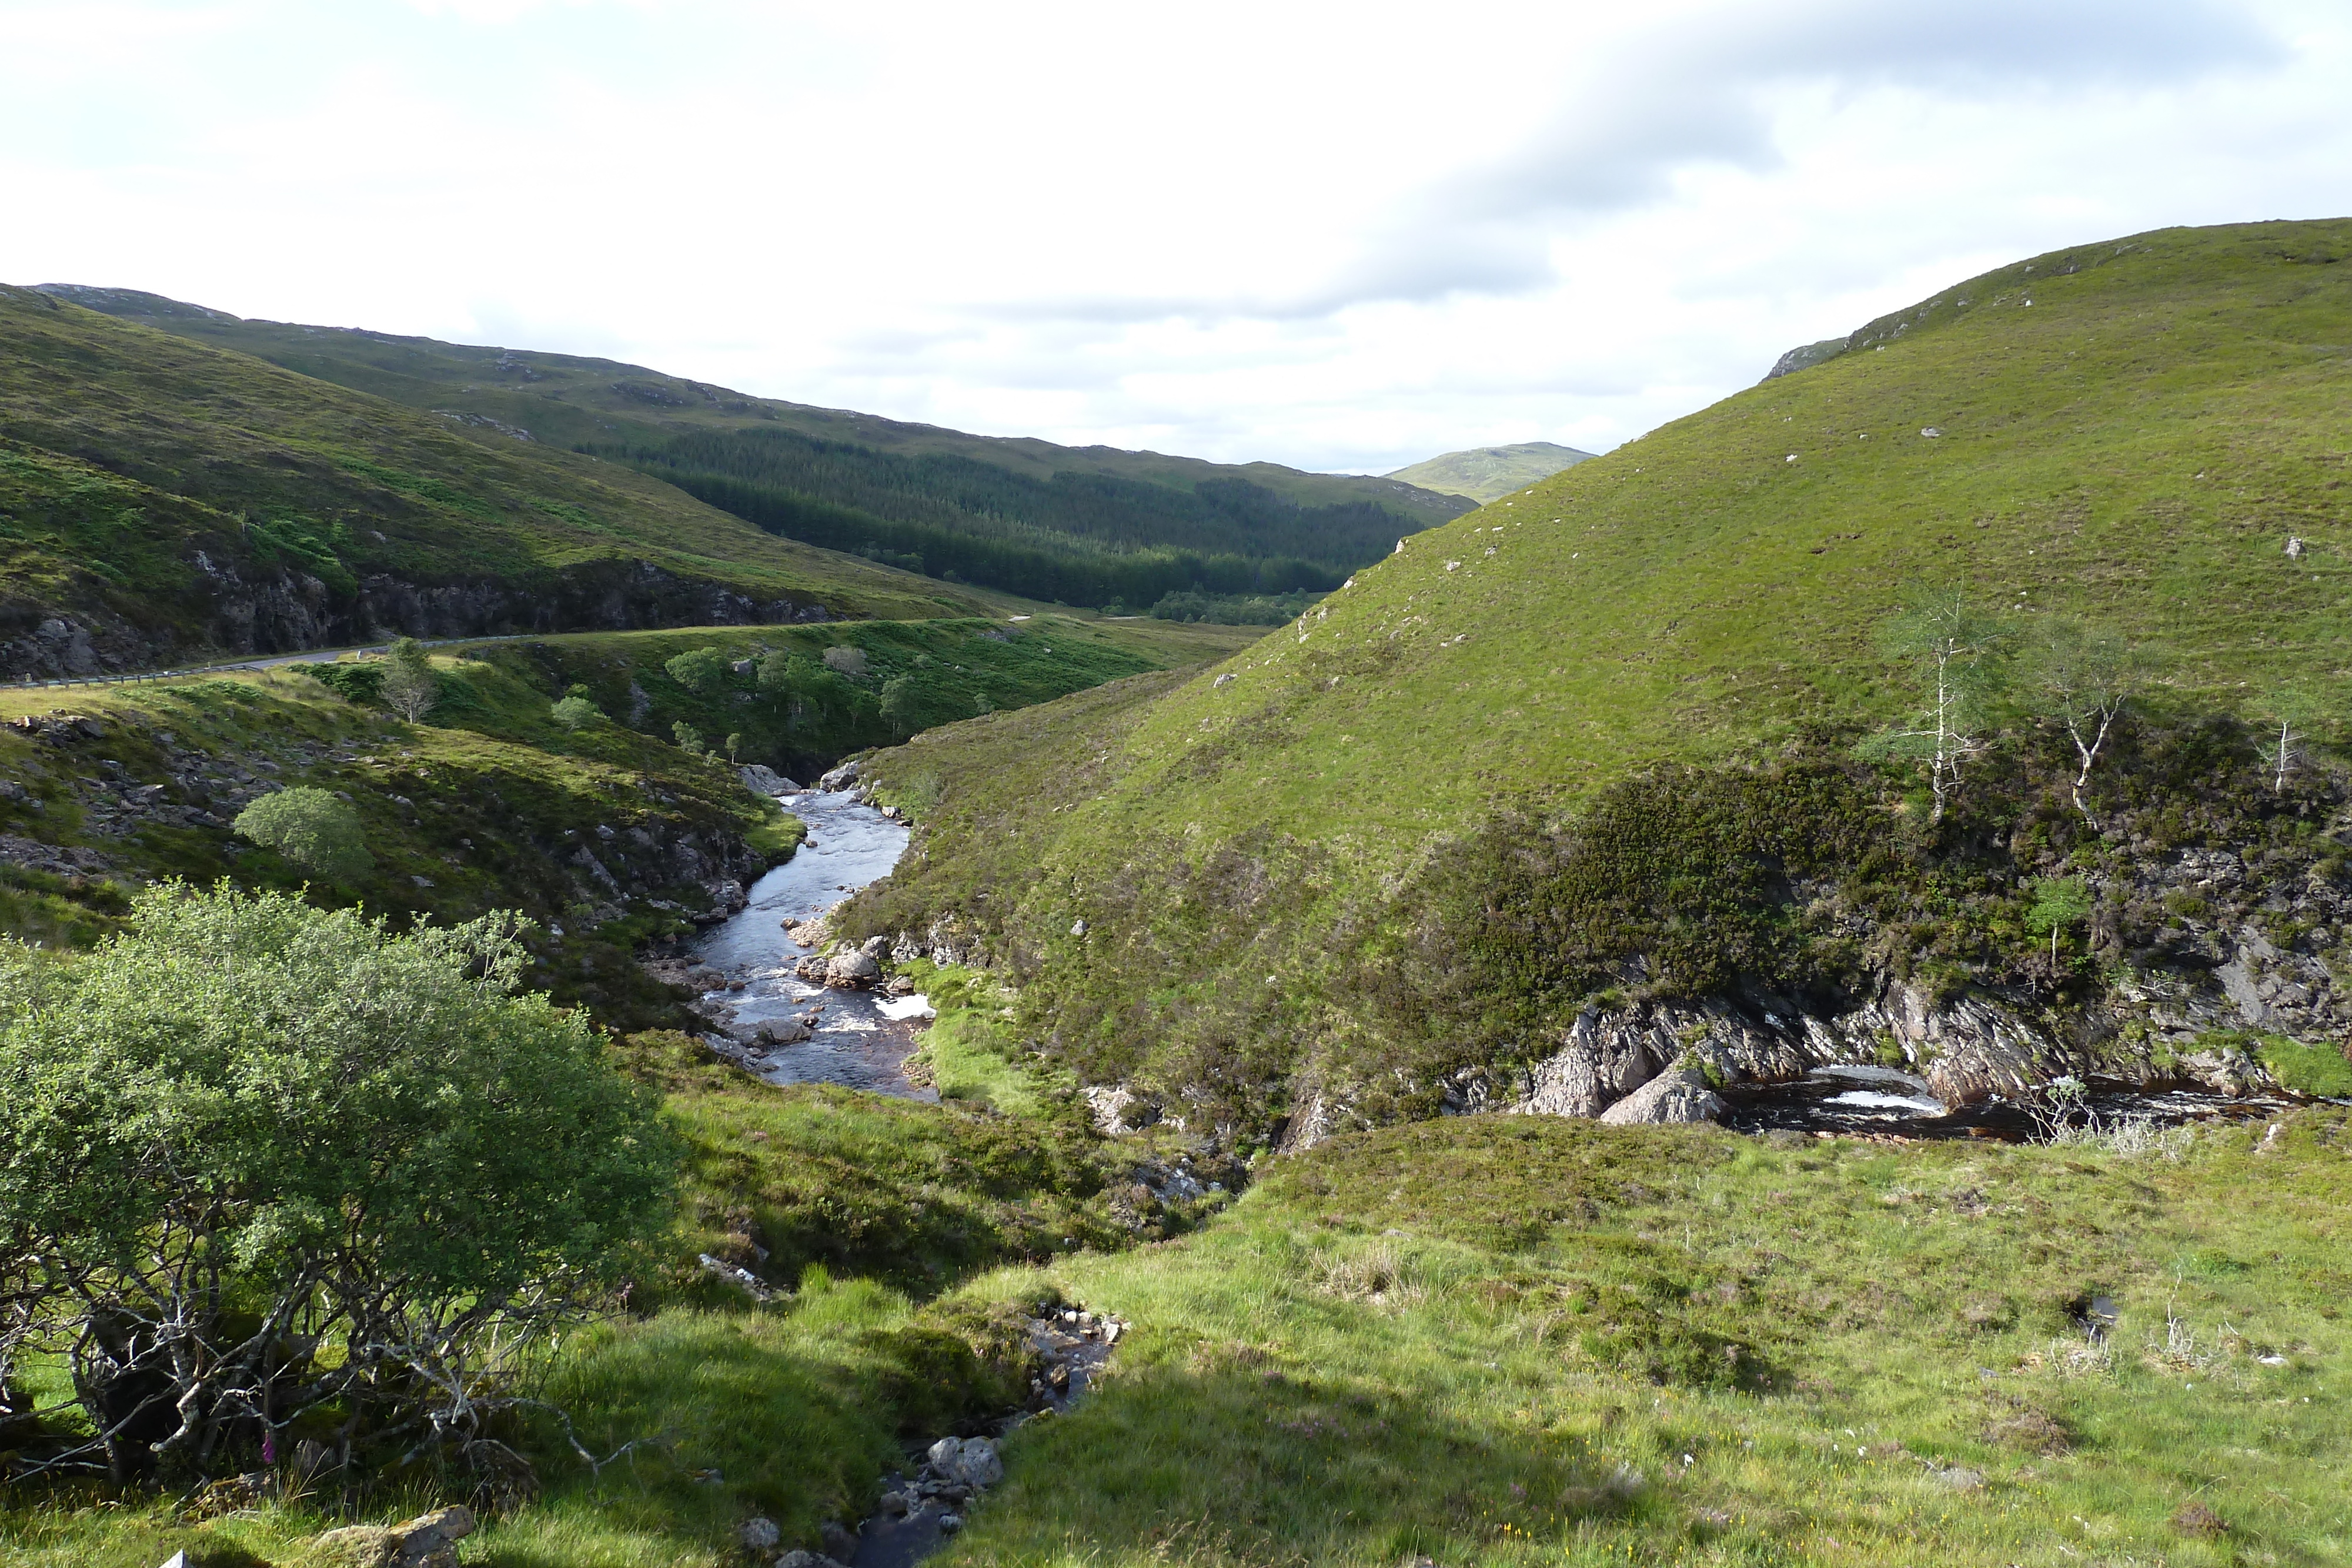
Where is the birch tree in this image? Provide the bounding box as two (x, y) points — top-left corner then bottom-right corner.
(2022, 617), (2163, 825)
(377, 637), (438, 724)
(1861, 589), (2009, 823)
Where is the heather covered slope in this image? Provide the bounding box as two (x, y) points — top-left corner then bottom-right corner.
(0, 285), (987, 674)
(30, 285), (1474, 610)
(842, 218), (2352, 1137)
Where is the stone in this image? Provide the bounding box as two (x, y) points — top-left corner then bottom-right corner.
(298, 1505), (475, 1568)
(819, 760), (861, 791)
(2286, 536), (2307, 559)
(1598, 1067), (1726, 1126)
(926, 1435), (964, 1472)
(739, 1516), (782, 1552)
(740, 764), (795, 794)
(1930, 1466), (1985, 1492)
(952, 1436), (1003, 1487)
(755, 1017), (814, 1046)
(825, 950), (881, 988)
(820, 1521), (858, 1560)
(937, 1513), (963, 1534)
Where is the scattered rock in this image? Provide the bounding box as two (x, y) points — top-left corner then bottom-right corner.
(820, 760), (862, 791)
(697, 1253), (773, 1303)
(820, 1521), (858, 1560)
(1929, 1466), (1986, 1492)
(2286, 536), (2306, 559)
(936, 1513), (963, 1535)
(298, 1505), (475, 1568)
(1085, 1085), (1155, 1135)
(739, 1516), (781, 1552)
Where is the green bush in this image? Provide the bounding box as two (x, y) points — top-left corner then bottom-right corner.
(0, 884), (679, 1481)
(232, 785), (373, 882)
(663, 646), (729, 697)
(550, 694), (602, 730)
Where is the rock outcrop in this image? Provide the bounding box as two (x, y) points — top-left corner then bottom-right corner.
(1596, 1067), (1726, 1125)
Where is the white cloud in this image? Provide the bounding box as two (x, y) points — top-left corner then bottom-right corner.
(1, 0), (2344, 472)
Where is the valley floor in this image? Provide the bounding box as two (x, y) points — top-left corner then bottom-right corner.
(8, 988), (2344, 1568)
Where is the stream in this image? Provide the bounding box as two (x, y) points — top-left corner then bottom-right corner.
(693, 787), (934, 1099)
(1718, 1063), (2307, 1141)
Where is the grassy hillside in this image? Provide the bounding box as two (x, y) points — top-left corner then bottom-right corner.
(0, 285), (990, 674)
(841, 218), (2352, 1134)
(1385, 439), (1598, 502)
(31, 285), (1474, 611)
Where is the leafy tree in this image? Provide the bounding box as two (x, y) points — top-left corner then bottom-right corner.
(550, 694), (602, 730)
(2025, 875), (2094, 965)
(0, 884), (677, 1482)
(664, 646), (729, 697)
(1860, 589), (2009, 823)
(378, 637), (438, 723)
(2021, 618), (2163, 824)
(233, 786), (373, 882)
(672, 720), (704, 754)
(724, 731), (742, 763)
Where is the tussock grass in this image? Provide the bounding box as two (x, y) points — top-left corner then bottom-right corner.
(931, 1110), (2351, 1567)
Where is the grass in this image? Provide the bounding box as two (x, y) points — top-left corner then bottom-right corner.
(5, 1016), (2344, 1566)
(925, 1109), (2351, 1567)
(841, 216), (2352, 1131)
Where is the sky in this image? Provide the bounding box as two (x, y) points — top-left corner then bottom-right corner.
(3, 0), (2348, 474)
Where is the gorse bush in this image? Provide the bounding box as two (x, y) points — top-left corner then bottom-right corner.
(232, 786), (373, 882)
(0, 884), (679, 1485)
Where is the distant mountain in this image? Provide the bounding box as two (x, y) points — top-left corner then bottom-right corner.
(1382, 440), (1596, 502)
(33, 286), (1474, 611)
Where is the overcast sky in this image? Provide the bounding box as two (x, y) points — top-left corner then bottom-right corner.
(4, 1), (2347, 473)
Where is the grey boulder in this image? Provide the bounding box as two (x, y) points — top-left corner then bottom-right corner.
(1598, 1068), (1726, 1126)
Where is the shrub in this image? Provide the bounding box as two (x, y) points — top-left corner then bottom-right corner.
(821, 644), (870, 678)
(664, 646), (729, 697)
(0, 884), (679, 1483)
(672, 720), (704, 754)
(232, 786), (373, 882)
(550, 694), (602, 730)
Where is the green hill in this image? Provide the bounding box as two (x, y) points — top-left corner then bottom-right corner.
(1384, 438), (1597, 502)
(30, 285), (1474, 613)
(0, 285), (1000, 676)
(843, 218), (2352, 1139)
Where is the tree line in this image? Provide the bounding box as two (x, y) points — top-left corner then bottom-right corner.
(594, 426), (1414, 566)
(584, 428), (1427, 607)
